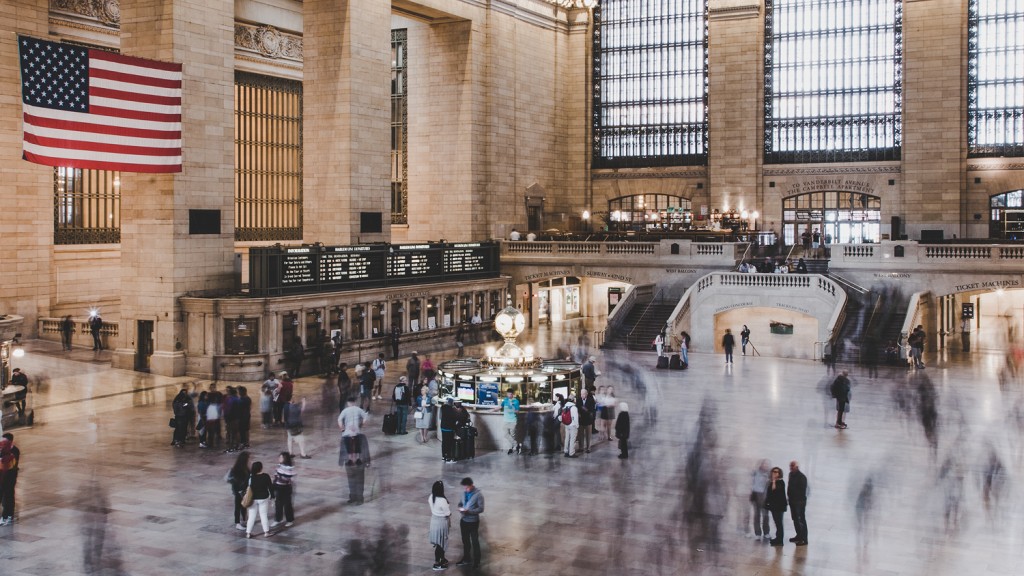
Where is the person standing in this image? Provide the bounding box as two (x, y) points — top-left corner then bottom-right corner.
(428, 480), (452, 571)
(497, 389), (521, 455)
(261, 373), (279, 428)
(393, 376), (411, 435)
(284, 397), (311, 458)
(415, 386), (433, 444)
(722, 329), (736, 364)
(226, 451), (250, 531)
(390, 324), (402, 360)
(908, 325), (926, 369)
(273, 452), (297, 528)
(0, 433), (20, 525)
(455, 324), (466, 357)
(581, 356), (598, 390)
(577, 387), (596, 454)
(740, 325), (751, 355)
(654, 331), (665, 357)
(338, 397), (368, 467)
(614, 402), (630, 459)
(561, 396), (580, 458)
(679, 333), (689, 366)
(750, 460), (771, 539)
(245, 461), (275, 538)
(277, 372), (294, 425)
(765, 466), (787, 546)
(222, 386), (240, 452)
(170, 386), (193, 448)
(9, 369), (28, 414)
(407, 352), (421, 391)
(600, 386), (617, 441)
(961, 316), (972, 353)
(237, 386), (252, 449)
(88, 313), (104, 350)
(287, 337), (304, 378)
(830, 371), (851, 429)
(455, 477), (485, 568)
(788, 461), (809, 545)
(439, 398), (459, 462)
(371, 353), (387, 401)
(59, 314), (74, 351)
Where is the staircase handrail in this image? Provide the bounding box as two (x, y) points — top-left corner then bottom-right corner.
(824, 271), (870, 299)
(606, 284), (641, 336)
(737, 242), (752, 269)
(625, 288), (667, 349)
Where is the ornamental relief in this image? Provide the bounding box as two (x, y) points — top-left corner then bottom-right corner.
(50, 0), (120, 27)
(235, 24), (303, 63)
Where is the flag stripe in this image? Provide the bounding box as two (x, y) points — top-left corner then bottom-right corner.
(25, 123), (181, 149)
(25, 132), (182, 156)
(90, 68), (182, 91)
(24, 104), (182, 133)
(24, 143), (181, 165)
(91, 86), (181, 107)
(89, 48), (182, 75)
(91, 95), (181, 117)
(25, 108), (182, 138)
(23, 150), (182, 173)
(88, 105), (181, 124)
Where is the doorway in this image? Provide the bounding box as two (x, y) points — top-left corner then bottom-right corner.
(135, 320), (154, 372)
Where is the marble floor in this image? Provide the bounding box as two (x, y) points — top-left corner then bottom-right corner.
(1, 323), (1023, 576)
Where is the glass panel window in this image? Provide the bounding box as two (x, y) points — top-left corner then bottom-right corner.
(593, 0), (709, 168)
(53, 167), (121, 244)
(969, 0), (1024, 157)
(224, 318), (259, 355)
(234, 72), (303, 241)
(391, 29), (409, 224)
(764, 0), (902, 163)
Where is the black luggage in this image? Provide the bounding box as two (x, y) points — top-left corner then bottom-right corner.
(656, 355), (669, 369)
(454, 425), (477, 460)
(382, 412), (398, 435)
(669, 354), (682, 370)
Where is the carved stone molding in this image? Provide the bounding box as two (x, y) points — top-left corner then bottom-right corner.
(968, 163), (1024, 172)
(593, 169), (708, 180)
(235, 23), (303, 63)
(546, 0), (596, 8)
(763, 165), (901, 176)
(50, 0), (120, 28)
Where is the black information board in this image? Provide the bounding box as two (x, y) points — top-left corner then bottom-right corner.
(249, 241), (500, 296)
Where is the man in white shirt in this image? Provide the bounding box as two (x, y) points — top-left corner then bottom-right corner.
(509, 228), (521, 241)
(338, 397), (368, 467)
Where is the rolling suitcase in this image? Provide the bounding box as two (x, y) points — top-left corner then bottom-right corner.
(656, 355), (669, 369)
(382, 407), (398, 435)
(669, 354), (682, 370)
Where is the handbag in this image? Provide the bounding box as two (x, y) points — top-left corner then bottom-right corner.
(240, 477), (255, 508)
(168, 417), (176, 428)
(414, 409), (424, 420)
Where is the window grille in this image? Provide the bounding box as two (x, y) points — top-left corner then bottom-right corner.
(968, 0), (1024, 157)
(392, 29), (408, 224)
(53, 167), (120, 244)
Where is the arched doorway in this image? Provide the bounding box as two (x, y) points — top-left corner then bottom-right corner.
(608, 194), (692, 232)
(782, 191), (881, 245)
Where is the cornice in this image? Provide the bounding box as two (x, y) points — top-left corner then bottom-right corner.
(763, 165), (901, 176)
(50, 0), (120, 28)
(593, 169), (708, 180)
(968, 162), (1024, 172)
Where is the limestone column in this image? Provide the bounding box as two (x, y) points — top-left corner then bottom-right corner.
(707, 0), (763, 214)
(113, 0), (236, 376)
(304, 0), (392, 244)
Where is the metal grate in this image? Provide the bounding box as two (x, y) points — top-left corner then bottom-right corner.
(764, 0), (903, 164)
(391, 29), (408, 224)
(53, 167), (121, 245)
(592, 0), (709, 168)
(968, 0), (1024, 158)
(234, 71), (303, 242)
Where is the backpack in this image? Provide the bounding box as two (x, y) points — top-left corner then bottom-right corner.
(560, 405), (573, 425)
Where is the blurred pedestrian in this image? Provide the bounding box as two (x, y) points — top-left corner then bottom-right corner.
(225, 450), (250, 531)
(765, 466), (787, 546)
(600, 386), (617, 441)
(285, 397), (311, 459)
(497, 388), (521, 455)
(578, 387), (596, 454)
(206, 383), (223, 449)
(273, 451), (296, 528)
(237, 386), (252, 449)
(440, 398), (458, 463)
(88, 313), (103, 350)
(338, 397), (368, 467)
(276, 373), (294, 424)
(170, 386), (192, 448)
(0, 433), (20, 525)
(740, 325), (751, 355)
(428, 480), (451, 571)
(59, 315), (74, 351)
(615, 402), (630, 459)
(561, 396), (579, 458)
(393, 376), (411, 435)
(830, 371), (851, 429)
(455, 477), (485, 568)
(722, 329), (735, 363)
(749, 460), (771, 539)
(260, 373), (279, 428)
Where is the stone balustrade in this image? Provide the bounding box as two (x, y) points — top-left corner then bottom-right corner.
(501, 239), (745, 264)
(831, 241), (1024, 271)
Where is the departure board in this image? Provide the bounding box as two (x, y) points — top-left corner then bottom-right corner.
(248, 242), (499, 296)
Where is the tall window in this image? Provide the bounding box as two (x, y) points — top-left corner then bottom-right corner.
(53, 167), (120, 244)
(391, 29), (408, 224)
(234, 72), (303, 242)
(969, 0), (1024, 157)
(592, 0), (709, 168)
(764, 0), (902, 163)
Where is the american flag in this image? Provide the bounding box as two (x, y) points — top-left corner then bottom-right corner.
(18, 36), (182, 173)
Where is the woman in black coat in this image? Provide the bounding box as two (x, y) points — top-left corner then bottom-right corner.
(614, 402), (630, 459)
(764, 466), (788, 546)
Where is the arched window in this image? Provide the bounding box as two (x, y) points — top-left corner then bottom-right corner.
(592, 0), (709, 168)
(968, 1), (1024, 157)
(782, 191), (881, 245)
(764, 0), (903, 163)
(608, 194), (692, 231)
(990, 190), (1024, 239)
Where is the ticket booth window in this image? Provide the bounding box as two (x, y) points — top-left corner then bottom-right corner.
(390, 301), (404, 333)
(282, 313), (299, 350)
(427, 297), (439, 329)
(351, 306), (365, 340)
(225, 318), (259, 354)
(371, 303), (386, 338)
(410, 299), (422, 332)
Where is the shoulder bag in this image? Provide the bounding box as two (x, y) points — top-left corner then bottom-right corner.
(240, 476), (255, 508)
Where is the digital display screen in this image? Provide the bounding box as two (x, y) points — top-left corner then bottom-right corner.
(457, 384), (476, 402)
(553, 386), (569, 400)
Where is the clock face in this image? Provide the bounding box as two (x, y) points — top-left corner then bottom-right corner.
(513, 313), (526, 333)
(495, 312), (514, 335)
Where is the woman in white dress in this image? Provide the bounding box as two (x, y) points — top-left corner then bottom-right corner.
(428, 480), (451, 570)
(415, 386), (433, 444)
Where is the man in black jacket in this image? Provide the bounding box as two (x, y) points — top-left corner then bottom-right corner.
(439, 398), (460, 462)
(171, 386), (193, 447)
(788, 461), (809, 545)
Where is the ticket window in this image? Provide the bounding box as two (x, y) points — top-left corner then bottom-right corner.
(489, 290), (501, 317)
(351, 306), (365, 340)
(305, 310), (322, 346)
(330, 307), (346, 341)
(407, 299), (420, 332)
(443, 295), (455, 327)
(282, 313), (299, 350)
(390, 301), (404, 334)
(371, 303), (386, 338)
(427, 297), (439, 329)
(474, 293), (485, 321)
(461, 294), (473, 324)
